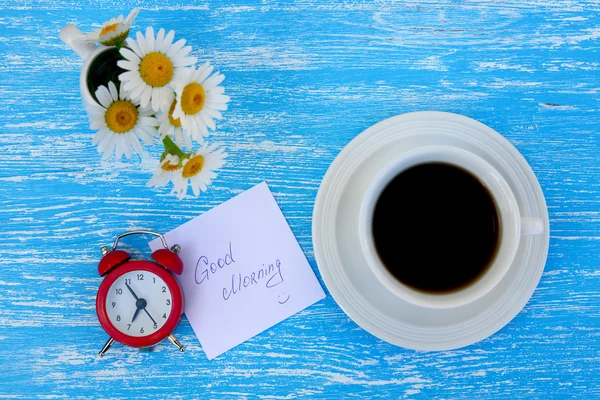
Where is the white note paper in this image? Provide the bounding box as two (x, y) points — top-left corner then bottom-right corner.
(149, 182), (325, 359)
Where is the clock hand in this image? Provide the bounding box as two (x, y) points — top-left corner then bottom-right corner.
(143, 308), (158, 326)
(131, 307), (142, 323)
(124, 281), (158, 326)
(125, 282), (139, 300)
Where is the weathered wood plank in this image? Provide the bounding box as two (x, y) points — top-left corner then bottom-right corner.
(0, 0), (598, 398)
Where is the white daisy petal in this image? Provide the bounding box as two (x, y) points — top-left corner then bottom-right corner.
(176, 56), (198, 68)
(118, 61), (140, 73)
(97, 136), (111, 155)
(171, 105), (182, 120)
(127, 79), (145, 99)
(184, 130), (193, 149)
(203, 73), (225, 89)
(125, 8), (140, 24)
(90, 119), (105, 130)
(132, 127), (151, 145)
(95, 86), (112, 108)
(152, 87), (161, 112)
(136, 30), (149, 54)
(120, 48), (140, 63)
(131, 135), (143, 155)
(138, 126), (156, 144)
(127, 38), (144, 58)
(124, 75), (143, 90)
(171, 50), (194, 66)
(146, 26), (155, 52)
(191, 181), (200, 196)
(123, 136), (132, 158)
(174, 45), (193, 59)
(210, 86), (225, 95)
(161, 88), (175, 107)
(92, 128), (108, 145)
(204, 108), (223, 120)
(161, 30), (175, 52)
(140, 85), (152, 108)
(140, 116), (157, 126)
(156, 28), (165, 48)
(118, 70), (139, 83)
(200, 112), (216, 131)
(166, 39), (186, 58)
(211, 94), (231, 104)
(194, 62), (212, 82)
(115, 136), (124, 160)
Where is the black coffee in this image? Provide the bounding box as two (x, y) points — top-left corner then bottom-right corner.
(86, 47), (125, 104)
(372, 162), (500, 293)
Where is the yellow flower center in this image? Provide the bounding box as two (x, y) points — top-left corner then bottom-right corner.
(168, 100), (182, 127)
(139, 52), (174, 87)
(104, 100), (138, 133)
(182, 155), (205, 178)
(161, 161), (180, 172)
(99, 23), (119, 36)
(180, 82), (206, 115)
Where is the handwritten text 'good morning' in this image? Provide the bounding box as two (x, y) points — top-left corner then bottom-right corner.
(194, 242), (284, 300)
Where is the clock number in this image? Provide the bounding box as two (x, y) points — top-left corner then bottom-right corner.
(153, 323), (158, 329)
(153, 277), (156, 283)
(162, 286), (166, 293)
(137, 274), (144, 281)
(116, 315), (121, 321)
(115, 288), (122, 295)
(162, 313), (167, 319)
(111, 302), (116, 308)
(166, 299), (171, 306)
(140, 327), (144, 334)
(125, 278), (131, 285)
(127, 324), (131, 331)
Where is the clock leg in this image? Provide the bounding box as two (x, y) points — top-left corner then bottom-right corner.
(168, 334), (185, 352)
(98, 337), (115, 356)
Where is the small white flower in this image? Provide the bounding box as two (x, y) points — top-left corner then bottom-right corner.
(147, 154), (182, 188)
(118, 27), (197, 112)
(158, 101), (194, 150)
(84, 8), (139, 46)
(171, 62), (230, 144)
(172, 143), (227, 199)
(87, 81), (158, 160)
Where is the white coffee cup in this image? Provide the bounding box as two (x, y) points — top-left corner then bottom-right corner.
(359, 145), (544, 309)
(59, 24), (112, 106)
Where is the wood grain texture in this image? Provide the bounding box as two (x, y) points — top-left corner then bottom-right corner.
(0, 0), (599, 398)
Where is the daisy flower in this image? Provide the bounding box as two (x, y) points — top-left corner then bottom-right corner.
(147, 154), (182, 188)
(172, 143), (227, 199)
(118, 27), (197, 112)
(84, 8), (139, 47)
(158, 100), (193, 150)
(87, 81), (158, 160)
(171, 62), (230, 143)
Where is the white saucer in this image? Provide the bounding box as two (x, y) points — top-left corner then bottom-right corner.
(312, 111), (549, 351)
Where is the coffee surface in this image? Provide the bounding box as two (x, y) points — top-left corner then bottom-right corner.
(372, 162), (500, 293)
(86, 48), (126, 104)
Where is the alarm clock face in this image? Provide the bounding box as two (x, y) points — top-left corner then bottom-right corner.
(97, 260), (183, 347)
(105, 270), (173, 337)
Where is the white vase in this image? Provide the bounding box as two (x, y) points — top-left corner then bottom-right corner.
(59, 24), (118, 106)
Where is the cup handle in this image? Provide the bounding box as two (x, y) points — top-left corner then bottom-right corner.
(59, 24), (97, 60)
(521, 217), (544, 236)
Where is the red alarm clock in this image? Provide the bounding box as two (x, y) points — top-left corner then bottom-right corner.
(96, 230), (185, 356)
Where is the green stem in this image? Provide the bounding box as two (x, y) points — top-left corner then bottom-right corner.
(162, 136), (186, 159)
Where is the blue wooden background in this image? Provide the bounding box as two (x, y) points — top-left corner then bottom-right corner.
(1, 0), (599, 398)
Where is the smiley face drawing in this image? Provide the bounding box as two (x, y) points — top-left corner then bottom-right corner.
(277, 293), (290, 304)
